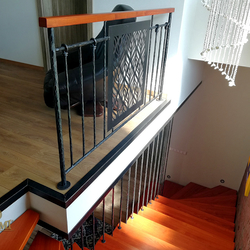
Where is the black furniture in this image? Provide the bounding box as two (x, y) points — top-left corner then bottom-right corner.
(43, 4), (136, 116)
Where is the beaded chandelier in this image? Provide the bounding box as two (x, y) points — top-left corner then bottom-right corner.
(201, 0), (250, 86)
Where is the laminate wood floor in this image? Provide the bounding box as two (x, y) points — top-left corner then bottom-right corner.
(0, 60), (163, 197)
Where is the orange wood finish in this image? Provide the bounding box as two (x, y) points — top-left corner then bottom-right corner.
(39, 8), (175, 28)
(127, 214), (234, 250)
(0, 209), (39, 250)
(180, 195), (237, 207)
(189, 185), (237, 198)
(29, 231), (64, 250)
(176, 200), (236, 222)
(152, 197), (235, 239)
(69, 242), (82, 250)
(139, 206), (234, 249)
(162, 180), (184, 198)
(170, 182), (208, 199)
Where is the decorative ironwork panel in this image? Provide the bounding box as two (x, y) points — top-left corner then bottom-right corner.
(108, 21), (150, 131)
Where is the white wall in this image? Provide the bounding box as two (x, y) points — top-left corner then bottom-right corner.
(166, 64), (250, 190)
(188, 0), (250, 68)
(0, 0), (43, 67)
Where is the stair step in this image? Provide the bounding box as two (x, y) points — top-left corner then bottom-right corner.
(126, 213), (234, 250)
(29, 231), (64, 250)
(180, 195), (237, 207)
(170, 182), (208, 199)
(96, 226), (182, 250)
(175, 200), (236, 222)
(188, 185), (237, 198)
(69, 242), (81, 250)
(151, 197), (235, 237)
(0, 209), (39, 250)
(138, 206), (235, 249)
(162, 180), (184, 198)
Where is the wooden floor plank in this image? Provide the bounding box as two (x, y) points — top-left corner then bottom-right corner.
(162, 180), (184, 198)
(127, 214), (234, 250)
(0, 209), (39, 250)
(152, 196), (235, 235)
(170, 182), (208, 199)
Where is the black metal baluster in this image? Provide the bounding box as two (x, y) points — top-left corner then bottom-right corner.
(154, 130), (164, 199)
(150, 135), (159, 201)
(92, 212), (95, 250)
(137, 153), (144, 213)
(91, 38), (97, 147)
(62, 44), (74, 167)
(71, 238), (74, 250)
(48, 28), (70, 190)
(79, 46), (86, 156)
(102, 198), (106, 243)
(149, 25), (159, 101)
(144, 15), (154, 104)
(159, 13), (172, 100)
(141, 146), (150, 211)
(125, 168), (131, 224)
(81, 225), (84, 250)
(146, 140), (155, 205)
(154, 26), (163, 98)
(111, 187), (115, 236)
(118, 177), (123, 229)
(103, 21), (107, 139)
(131, 159), (138, 219)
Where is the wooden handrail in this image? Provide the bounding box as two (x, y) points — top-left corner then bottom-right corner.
(39, 8), (175, 28)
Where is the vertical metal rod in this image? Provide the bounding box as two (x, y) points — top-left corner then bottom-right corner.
(102, 198), (106, 243)
(137, 153), (144, 213)
(144, 15), (154, 104)
(159, 13), (172, 100)
(63, 45), (74, 167)
(111, 188), (115, 236)
(154, 130), (164, 199)
(48, 28), (70, 190)
(125, 168), (131, 224)
(92, 212), (95, 250)
(92, 39), (97, 146)
(79, 46), (85, 156)
(141, 146), (150, 211)
(131, 159), (138, 219)
(71, 238), (74, 250)
(149, 25), (159, 101)
(150, 135), (160, 201)
(103, 21), (107, 139)
(146, 140), (155, 206)
(118, 177), (123, 229)
(154, 26), (163, 97)
(81, 225), (84, 250)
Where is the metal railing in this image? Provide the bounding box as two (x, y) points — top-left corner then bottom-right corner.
(39, 7), (174, 190)
(52, 118), (173, 250)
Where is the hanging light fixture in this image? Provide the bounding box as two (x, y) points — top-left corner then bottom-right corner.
(201, 0), (250, 86)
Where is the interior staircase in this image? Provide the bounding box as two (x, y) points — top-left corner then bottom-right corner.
(0, 180), (237, 249)
(95, 180), (237, 250)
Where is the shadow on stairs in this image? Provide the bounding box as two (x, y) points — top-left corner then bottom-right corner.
(95, 180), (237, 250)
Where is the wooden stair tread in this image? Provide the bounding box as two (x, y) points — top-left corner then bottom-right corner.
(0, 209), (39, 250)
(180, 195), (237, 207)
(69, 242), (81, 250)
(29, 231), (65, 250)
(96, 227), (182, 250)
(138, 206), (234, 249)
(126, 213), (234, 250)
(170, 182), (208, 199)
(188, 185), (237, 198)
(152, 197), (235, 235)
(162, 180), (184, 198)
(175, 200), (236, 222)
